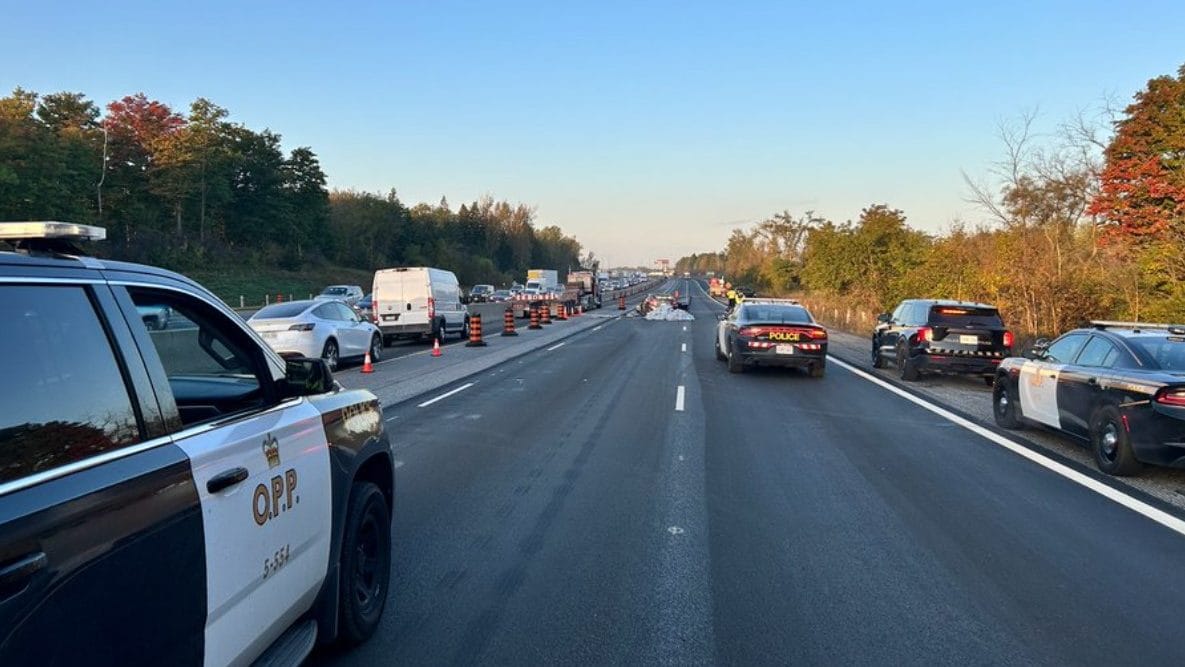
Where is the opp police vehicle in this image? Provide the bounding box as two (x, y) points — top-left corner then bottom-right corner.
(0, 222), (394, 666)
(873, 298), (1014, 384)
(715, 298), (828, 377)
(994, 320), (1185, 476)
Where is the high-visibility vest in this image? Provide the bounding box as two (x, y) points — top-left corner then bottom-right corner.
(726, 290), (737, 300)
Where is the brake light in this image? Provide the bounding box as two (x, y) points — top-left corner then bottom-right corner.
(288, 323), (315, 332)
(1003, 330), (1014, 348)
(1155, 389), (1185, 407)
(918, 326), (933, 342)
(428, 296), (436, 319)
(808, 328), (828, 339)
(738, 327), (765, 337)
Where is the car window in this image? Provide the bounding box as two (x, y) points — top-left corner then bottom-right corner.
(313, 304), (338, 320)
(1045, 333), (1089, 364)
(1076, 336), (1119, 368)
(927, 306), (1004, 328)
(128, 288), (267, 428)
(321, 287), (349, 296)
(254, 302), (312, 319)
(0, 285), (142, 484)
(333, 302), (358, 321)
(1127, 336), (1185, 371)
(739, 305), (811, 323)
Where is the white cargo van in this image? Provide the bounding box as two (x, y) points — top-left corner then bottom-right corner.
(373, 267), (469, 344)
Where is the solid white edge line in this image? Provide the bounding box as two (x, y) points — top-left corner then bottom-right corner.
(828, 355), (1185, 538)
(592, 325), (603, 331)
(547, 342), (566, 351)
(416, 382), (475, 408)
(675, 385), (686, 412)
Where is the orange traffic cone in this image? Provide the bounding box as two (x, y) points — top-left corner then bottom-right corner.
(361, 350), (374, 373)
(432, 338), (442, 357)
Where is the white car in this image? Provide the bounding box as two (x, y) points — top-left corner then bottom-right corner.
(316, 284), (365, 306)
(249, 299), (383, 370)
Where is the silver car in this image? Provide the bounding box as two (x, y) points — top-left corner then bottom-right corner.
(248, 299), (382, 370)
(316, 284), (365, 306)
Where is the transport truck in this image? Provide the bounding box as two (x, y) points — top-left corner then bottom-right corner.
(566, 270), (602, 309)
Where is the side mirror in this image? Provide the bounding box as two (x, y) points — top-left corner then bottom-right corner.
(1025, 338), (1050, 359)
(876, 313), (891, 324)
(281, 357), (335, 397)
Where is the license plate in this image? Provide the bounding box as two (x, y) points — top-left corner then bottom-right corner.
(382, 315), (397, 322)
(775, 344), (794, 355)
(959, 335), (979, 344)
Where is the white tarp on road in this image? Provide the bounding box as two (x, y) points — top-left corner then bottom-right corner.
(644, 304), (695, 321)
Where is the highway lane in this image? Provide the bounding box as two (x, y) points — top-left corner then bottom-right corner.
(318, 278), (1185, 665)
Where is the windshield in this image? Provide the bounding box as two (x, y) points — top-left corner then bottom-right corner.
(320, 287), (349, 296)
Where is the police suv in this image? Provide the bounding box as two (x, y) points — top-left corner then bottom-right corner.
(994, 321), (1185, 476)
(0, 223), (394, 666)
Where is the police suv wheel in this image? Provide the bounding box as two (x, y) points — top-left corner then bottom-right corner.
(871, 341), (885, 369)
(339, 481), (391, 645)
(992, 379), (1023, 429)
(896, 344), (919, 381)
(1090, 405), (1142, 476)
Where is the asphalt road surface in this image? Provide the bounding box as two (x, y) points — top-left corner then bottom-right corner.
(315, 279), (1185, 666)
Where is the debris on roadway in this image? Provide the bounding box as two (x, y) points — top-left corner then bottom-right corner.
(644, 303), (695, 321)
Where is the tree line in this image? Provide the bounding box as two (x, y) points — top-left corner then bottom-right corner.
(0, 89), (583, 285)
(678, 63), (1185, 339)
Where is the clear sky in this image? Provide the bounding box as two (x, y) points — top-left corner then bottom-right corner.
(4, 1), (1184, 266)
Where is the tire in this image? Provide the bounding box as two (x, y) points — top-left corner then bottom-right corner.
(369, 334), (383, 362)
(992, 378), (1023, 429)
(896, 343), (919, 381)
(322, 338), (339, 371)
(983, 376), (995, 387)
(727, 342), (744, 374)
(460, 317), (470, 340)
(809, 362), (826, 379)
(337, 482), (391, 645)
(871, 341), (885, 369)
(715, 336), (726, 361)
(1090, 404), (1142, 476)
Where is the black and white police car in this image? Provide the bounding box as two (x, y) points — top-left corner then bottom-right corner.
(0, 222), (394, 666)
(994, 320), (1185, 476)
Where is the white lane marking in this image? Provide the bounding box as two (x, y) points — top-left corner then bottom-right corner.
(678, 455), (685, 461)
(385, 416), (399, 423)
(393, 460), (405, 469)
(682, 326), (687, 331)
(417, 382), (475, 408)
(681, 343), (687, 353)
(668, 526), (685, 535)
(675, 385), (686, 412)
(828, 356), (1185, 538)
(547, 342), (566, 351)
(593, 325), (603, 331)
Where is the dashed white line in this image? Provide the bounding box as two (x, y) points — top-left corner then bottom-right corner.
(592, 325), (603, 331)
(417, 382), (475, 408)
(547, 342), (566, 351)
(385, 416), (399, 422)
(675, 385), (686, 412)
(681, 343), (687, 353)
(828, 355), (1185, 539)
(393, 460), (405, 469)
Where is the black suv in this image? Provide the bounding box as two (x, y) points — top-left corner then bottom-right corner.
(873, 299), (1013, 383)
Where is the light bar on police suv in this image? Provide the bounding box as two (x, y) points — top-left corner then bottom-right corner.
(0, 221), (107, 242)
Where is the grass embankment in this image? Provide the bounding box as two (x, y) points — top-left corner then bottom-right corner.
(186, 264), (374, 308)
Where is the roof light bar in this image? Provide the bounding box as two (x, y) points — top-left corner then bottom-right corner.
(0, 221), (107, 242)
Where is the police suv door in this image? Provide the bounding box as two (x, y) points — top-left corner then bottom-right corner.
(1018, 333), (1089, 430)
(120, 286), (333, 667)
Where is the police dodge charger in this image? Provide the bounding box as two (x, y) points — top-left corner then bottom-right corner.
(0, 223), (394, 666)
(994, 321), (1185, 476)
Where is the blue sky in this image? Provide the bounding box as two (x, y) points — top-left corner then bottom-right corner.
(4, 1), (1184, 266)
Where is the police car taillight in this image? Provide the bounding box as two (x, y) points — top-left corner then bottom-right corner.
(918, 327), (934, 342)
(1003, 331), (1014, 348)
(1155, 389), (1185, 407)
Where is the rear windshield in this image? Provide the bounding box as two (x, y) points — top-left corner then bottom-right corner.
(740, 305), (812, 324)
(927, 306), (1003, 328)
(1127, 336), (1185, 371)
(253, 302), (311, 319)
(321, 287), (350, 295)
(471, 285), (493, 293)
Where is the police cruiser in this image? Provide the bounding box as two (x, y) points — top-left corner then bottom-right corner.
(0, 223), (394, 665)
(994, 321), (1185, 476)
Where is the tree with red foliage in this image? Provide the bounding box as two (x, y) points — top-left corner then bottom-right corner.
(1089, 64), (1185, 243)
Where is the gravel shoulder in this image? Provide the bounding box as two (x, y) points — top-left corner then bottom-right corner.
(820, 325), (1185, 511)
